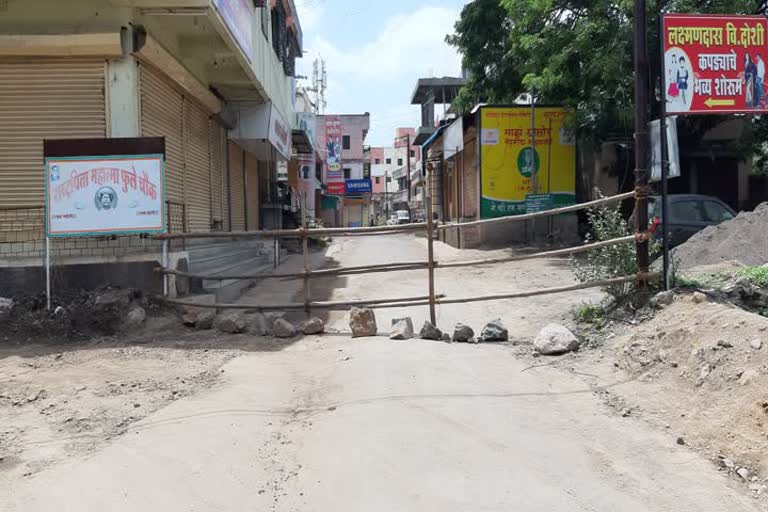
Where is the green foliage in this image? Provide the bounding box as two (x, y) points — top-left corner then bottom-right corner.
(573, 302), (607, 327)
(570, 204), (638, 301)
(740, 266), (768, 288)
(446, 0), (758, 148)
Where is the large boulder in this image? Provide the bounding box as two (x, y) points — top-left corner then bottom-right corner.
(534, 323), (580, 355)
(302, 317), (325, 335)
(273, 318), (297, 338)
(215, 312), (246, 334)
(480, 319), (508, 342)
(419, 321), (443, 340)
(195, 310), (216, 330)
(452, 323), (475, 343)
(390, 317), (414, 340)
(350, 307), (377, 337)
(245, 313), (269, 335)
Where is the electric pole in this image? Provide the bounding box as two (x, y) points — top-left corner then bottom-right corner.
(406, 133), (412, 219)
(633, 0), (650, 282)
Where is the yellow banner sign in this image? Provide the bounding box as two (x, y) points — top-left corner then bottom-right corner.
(480, 106), (576, 218)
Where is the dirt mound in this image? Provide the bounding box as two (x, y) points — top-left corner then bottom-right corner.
(611, 295), (768, 476)
(671, 202), (768, 270)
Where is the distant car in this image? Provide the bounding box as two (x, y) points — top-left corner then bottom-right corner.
(395, 210), (411, 225)
(635, 194), (736, 248)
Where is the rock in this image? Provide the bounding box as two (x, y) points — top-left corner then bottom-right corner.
(717, 339), (733, 349)
(182, 313), (197, 327)
(264, 312), (287, 326)
(720, 458), (735, 469)
(533, 323), (580, 355)
(749, 484), (767, 494)
(349, 307), (377, 337)
(692, 291), (707, 304)
(53, 306), (65, 316)
(124, 306), (146, 329)
(94, 289), (132, 311)
(651, 290), (675, 308)
(0, 297), (14, 321)
(751, 339), (763, 350)
(419, 321), (443, 340)
(480, 319), (508, 342)
(215, 312), (246, 334)
(389, 318), (414, 340)
(245, 313), (269, 335)
(27, 389), (47, 402)
(739, 369), (759, 386)
(452, 323), (474, 342)
(195, 310), (215, 330)
(676, 437), (686, 445)
(302, 317), (325, 335)
(737, 467), (751, 480)
(442, 332), (452, 343)
(273, 318), (297, 338)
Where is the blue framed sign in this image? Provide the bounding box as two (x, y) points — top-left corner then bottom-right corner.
(345, 179), (372, 194)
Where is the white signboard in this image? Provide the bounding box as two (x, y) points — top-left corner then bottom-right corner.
(444, 117), (464, 158)
(269, 105), (292, 160)
(481, 128), (499, 146)
(46, 155), (165, 237)
(650, 116), (681, 182)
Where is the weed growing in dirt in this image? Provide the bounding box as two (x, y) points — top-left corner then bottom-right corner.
(573, 303), (607, 327)
(740, 266), (768, 288)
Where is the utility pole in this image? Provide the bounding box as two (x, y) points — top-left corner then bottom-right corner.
(406, 133), (412, 220)
(633, 0), (651, 283)
(385, 171), (390, 219)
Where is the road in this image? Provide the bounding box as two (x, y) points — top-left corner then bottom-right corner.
(3, 235), (757, 511)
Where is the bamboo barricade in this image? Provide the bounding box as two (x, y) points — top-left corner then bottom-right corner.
(155, 190), (644, 317)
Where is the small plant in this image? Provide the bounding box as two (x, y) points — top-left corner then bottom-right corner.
(740, 266), (768, 288)
(573, 302), (606, 326)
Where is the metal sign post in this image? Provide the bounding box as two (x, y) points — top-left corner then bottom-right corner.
(659, 14), (671, 290)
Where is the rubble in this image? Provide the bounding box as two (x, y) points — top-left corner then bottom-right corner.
(419, 321), (443, 340)
(534, 323), (580, 355)
(452, 323), (474, 343)
(123, 307), (146, 329)
(442, 332), (452, 343)
(302, 317), (325, 335)
(480, 319), (508, 342)
(751, 339), (763, 350)
(215, 312), (246, 334)
(349, 307), (377, 337)
(246, 313), (269, 335)
(738, 369), (759, 386)
(692, 291), (707, 304)
(0, 297), (14, 322)
(671, 202), (768, 269)
(651, 290), (675, 309)
(273, 318), (297, 339)
(195, 310), (215, 330)
(389, 318), (414, 340)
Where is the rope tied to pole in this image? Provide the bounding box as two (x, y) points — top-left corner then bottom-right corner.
(634, 184), (653, 200)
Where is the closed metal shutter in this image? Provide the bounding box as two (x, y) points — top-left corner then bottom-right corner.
(140, 64), (184, 207)
(245, 152), (259, 230)
(184, 99), (211, 232)
(209, 120), (226, 230)
(0, 58), (106, 207)
(228, 142), (245, 231)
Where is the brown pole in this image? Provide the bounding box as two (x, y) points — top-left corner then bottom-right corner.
(302, 191), (310, 317)
(633, 0), (650, 284)
(426, 193), (437, 325)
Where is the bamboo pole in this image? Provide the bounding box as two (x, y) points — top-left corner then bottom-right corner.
(302, 192), (310, 318)
(156, 261), (431, 282)
(161, 294), (443, 311)
(153, 222), (428, 240)
(434, 273), (659, 306)
(426, 195), (437, 324)
(436, 236), (636, 270)
(438, 191), (635, 231)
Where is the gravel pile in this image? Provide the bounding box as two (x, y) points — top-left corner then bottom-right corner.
(671, 202), (768, 269)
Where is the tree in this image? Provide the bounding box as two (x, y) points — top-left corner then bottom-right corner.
(447, 0), (758, 149)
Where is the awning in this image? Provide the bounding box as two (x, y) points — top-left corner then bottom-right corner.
(421, 123), (448, 151)
(292, 129), (312, 154)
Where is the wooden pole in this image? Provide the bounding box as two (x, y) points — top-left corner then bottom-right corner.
(162, 293), (443, 311)
(153, 222), (428, 240)
(302, 191), (310, 318)
(426, 194), (437, 325)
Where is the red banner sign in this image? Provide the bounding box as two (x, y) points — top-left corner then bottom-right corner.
(663, 14), (768, 114)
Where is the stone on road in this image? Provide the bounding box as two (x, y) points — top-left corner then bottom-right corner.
(480, 318), (508, 342)
(349, 307), (377, 337)
(534, 323), (580, 355)
(419, 321), (443, 340)
(302, 317), (325, 335)
(452, 323), (474, 343)
(389, 317), (414, 340)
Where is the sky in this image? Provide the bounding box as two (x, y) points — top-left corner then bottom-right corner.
(294, 0), (469, 147)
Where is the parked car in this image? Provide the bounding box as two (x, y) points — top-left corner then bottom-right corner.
(395, 210), (411, 225)
(634, 194), (736, 248)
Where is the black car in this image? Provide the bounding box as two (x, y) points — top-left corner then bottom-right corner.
(638, 194), (736, 248)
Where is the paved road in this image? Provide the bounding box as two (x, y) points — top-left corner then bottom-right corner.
(4, 235), (757, 511)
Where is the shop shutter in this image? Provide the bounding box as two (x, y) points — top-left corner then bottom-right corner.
(0, 58), (106, 207)
(140, 63), (184, 212)
(183, 99), (211, 232)
(209, 120), (226, 230)
(462, 136), (478, 218)
(228, 142), (245, 231)
(245, 152), (259, 230)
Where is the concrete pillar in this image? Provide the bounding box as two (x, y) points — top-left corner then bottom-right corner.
(107, 55), (140, 138)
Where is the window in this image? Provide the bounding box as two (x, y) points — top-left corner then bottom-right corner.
(375, 177), (381, 184)
(385, 158), (392, 165)
(670, 200), (704, 222)
(375, 158), (381, 165)
(397, 158), (403, 166)
(342, 135), (351, 150)
(410, 150), (416, 158)
(702, 200), (735, 223)
(343, 168), (351, 179)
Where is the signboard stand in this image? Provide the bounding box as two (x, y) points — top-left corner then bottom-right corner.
(43, 137), (166, 308)
(659, 14), (672, 290)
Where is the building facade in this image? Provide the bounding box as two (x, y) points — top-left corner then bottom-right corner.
(0, 0), (306, 298)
